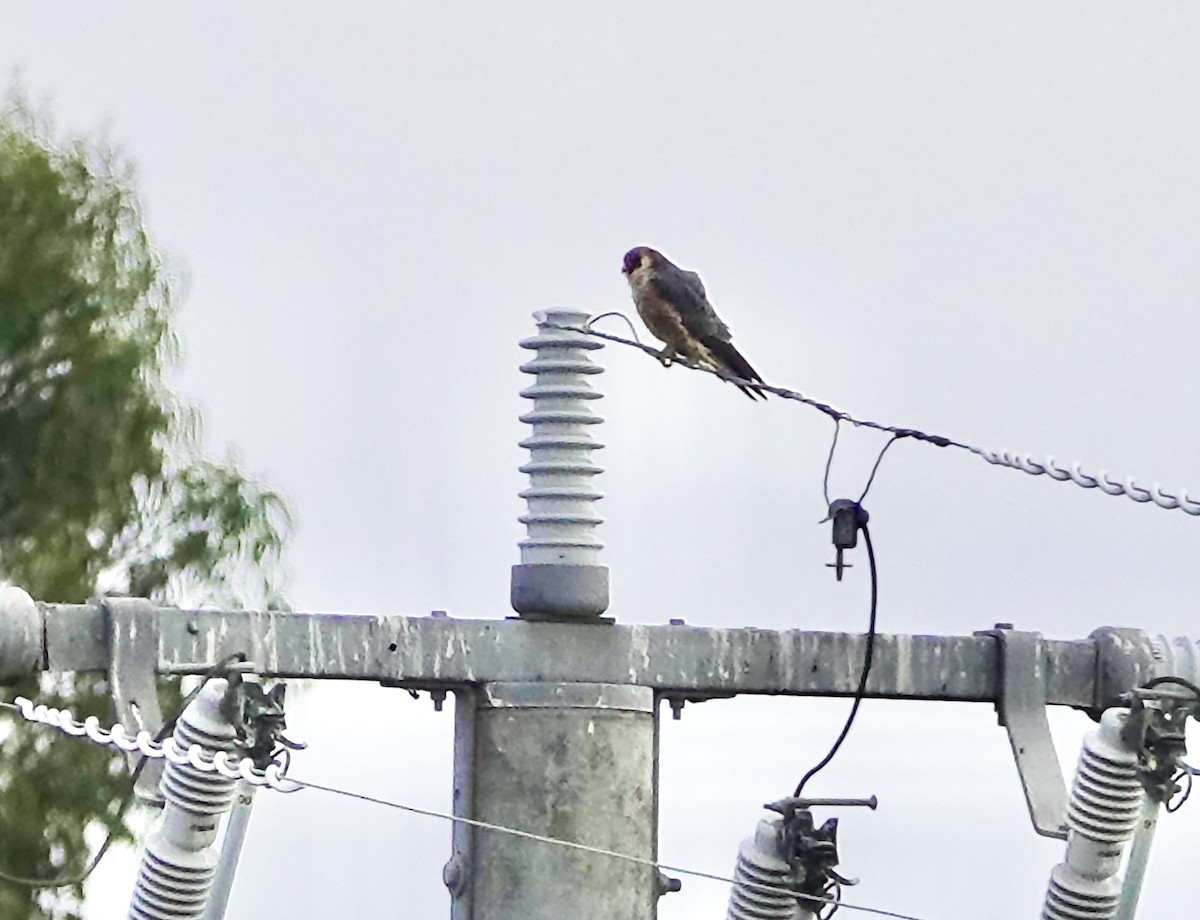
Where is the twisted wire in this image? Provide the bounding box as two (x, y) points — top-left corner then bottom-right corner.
(570, 318), (1200, 518)
(968, 449), (1200, 516)
(5, 696), (293, 790)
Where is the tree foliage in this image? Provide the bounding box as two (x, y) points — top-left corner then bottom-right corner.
(0, 92), (291, 919)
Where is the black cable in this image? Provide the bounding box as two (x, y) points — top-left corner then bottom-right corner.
(794, 523), (878, 798)
(821, 881), (843, 920)
(858, 435), (902, 504)
(823, 419), (842, 509)
(1167, 766), (1193, 813)
(1142, 676), (1200, 700)
(0, 653), (246, 890)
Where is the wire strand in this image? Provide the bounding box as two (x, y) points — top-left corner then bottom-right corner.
(285, 776), (928, 920)
(858, 436), (901, 504)
(794, 523), (879, 798)
(823, 419), (842, 508)
(555, 319), (1200, 517)
(2, 692), (928, 919)
(560, 322), (966, 446)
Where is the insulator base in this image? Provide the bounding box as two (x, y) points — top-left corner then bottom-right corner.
(1042, 864), (1119, 920)
(510, 563), (610, 620)
(128, 832), (218, 920)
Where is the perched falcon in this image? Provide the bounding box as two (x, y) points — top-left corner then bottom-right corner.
(621, 246), (766, 400)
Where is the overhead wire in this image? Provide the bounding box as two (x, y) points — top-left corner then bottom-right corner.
(570, 317), (1200, 517)
(1, 696), (931, 920)
(0, 653), (247, 890)
(283, 775), (930, 920)
(822, 419), (842, 508)
(858, 436), (901, 504)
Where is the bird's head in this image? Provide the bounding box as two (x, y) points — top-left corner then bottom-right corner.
(621, 246), (659, 275)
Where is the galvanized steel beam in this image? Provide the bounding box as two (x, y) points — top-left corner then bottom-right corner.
(24, 601), (1198, 713)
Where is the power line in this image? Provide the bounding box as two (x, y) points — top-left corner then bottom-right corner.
(563, 318), (1200, 517)
(285, 776), (930, 920)
(0, 654), (246, 889)
(3, 696), (929, 920)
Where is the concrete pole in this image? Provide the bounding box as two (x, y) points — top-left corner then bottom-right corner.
(467, 682), (657, 920)
(447, 687), (478, 920)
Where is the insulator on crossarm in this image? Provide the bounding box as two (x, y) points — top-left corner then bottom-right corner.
(128, 679), (240, 920)
(726, 813), (807, 920)
(510, 308), (610, 620)
(1040, 709), (1145, 920)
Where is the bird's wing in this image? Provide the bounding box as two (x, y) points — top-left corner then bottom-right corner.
(649, 265), (731, 342)
(679, 268), (707, 300)
(650, 262), (764, 397)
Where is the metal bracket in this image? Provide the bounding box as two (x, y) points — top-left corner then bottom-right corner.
(984, 625), (1069, 839)
(105, 596), (166, 805)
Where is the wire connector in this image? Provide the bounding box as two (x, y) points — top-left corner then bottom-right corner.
(768, 798), (866, 900)
(1121, 678), (1200, 809)
(825, 500), (869, 581)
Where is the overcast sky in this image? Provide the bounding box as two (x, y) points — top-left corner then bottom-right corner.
(3, 4), (1200, 918)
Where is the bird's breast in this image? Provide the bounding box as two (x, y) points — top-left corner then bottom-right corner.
(627, 267), (694, 352)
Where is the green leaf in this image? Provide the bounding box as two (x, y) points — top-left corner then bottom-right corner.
(0, 85), (291, 920)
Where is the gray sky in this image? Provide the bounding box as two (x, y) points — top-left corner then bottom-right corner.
(3, 4), (1199, 918)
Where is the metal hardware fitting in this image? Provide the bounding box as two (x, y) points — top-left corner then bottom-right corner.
(105, 596), (167, 805)
(982, 624), (1069, 839)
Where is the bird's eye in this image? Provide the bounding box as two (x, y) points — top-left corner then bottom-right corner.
(621, 248), (643, 274)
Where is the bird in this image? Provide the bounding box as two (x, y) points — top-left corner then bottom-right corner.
(621, 246), (766, 400)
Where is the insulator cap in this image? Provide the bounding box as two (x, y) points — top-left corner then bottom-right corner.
(726, 813), (803, 919)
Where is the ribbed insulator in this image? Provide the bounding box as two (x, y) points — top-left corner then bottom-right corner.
(128, 679), (239, 920)
(726, 814), (803, 920)
(1066, 711), (1142, 843)
(1040, 709), (1143, 920)
(1042, 864), (1119, 920)
(516, 309), (605, 567)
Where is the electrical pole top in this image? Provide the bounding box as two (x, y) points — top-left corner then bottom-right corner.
(15, 599), (1199, 716)
(6, 311), (1199, 920)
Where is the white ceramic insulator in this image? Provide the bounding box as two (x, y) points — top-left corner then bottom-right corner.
(128, 679), (239, 920)
(517, 309), (605, 566)
(1041, 709), (1144, 920)
(726, 813), (806, 920)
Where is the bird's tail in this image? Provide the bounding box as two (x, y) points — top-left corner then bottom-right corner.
(704, 336), (766, 401)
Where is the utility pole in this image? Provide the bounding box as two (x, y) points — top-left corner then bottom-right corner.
(2, 310), (1198, 918)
